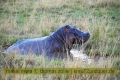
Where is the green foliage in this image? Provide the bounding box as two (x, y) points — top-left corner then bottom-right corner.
(93, 9), (104, 17)
(41, 28), (50, 36)
(0, 33), (21, 48)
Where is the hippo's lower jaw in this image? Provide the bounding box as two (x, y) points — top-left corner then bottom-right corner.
(77, 37), (90, 44)
(83, 37), (90, 43)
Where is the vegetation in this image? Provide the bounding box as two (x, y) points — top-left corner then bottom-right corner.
(0, 0), (120, 80)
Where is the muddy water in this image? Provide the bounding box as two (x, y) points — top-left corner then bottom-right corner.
(70, 49), (111, 67)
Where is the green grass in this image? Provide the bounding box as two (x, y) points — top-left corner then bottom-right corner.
(0, 0), (120, 79)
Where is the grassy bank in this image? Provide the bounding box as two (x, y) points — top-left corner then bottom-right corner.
(0, 0), (120, 80)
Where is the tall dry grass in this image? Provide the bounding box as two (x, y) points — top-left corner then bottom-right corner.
(0, 0), (120, 80)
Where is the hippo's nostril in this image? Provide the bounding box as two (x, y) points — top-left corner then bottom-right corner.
(86, 32), (90, 37)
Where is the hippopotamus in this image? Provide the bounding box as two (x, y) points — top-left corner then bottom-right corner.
(5, 24), (90, 59)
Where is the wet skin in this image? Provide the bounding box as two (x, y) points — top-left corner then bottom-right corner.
(5, 25), (90, 59)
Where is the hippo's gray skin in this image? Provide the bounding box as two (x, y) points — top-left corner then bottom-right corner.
(5, 25), (90, 59)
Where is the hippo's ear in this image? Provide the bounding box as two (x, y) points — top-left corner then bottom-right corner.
(64, 25), (69, 32)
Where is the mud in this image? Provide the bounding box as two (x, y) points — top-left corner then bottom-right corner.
(71, 49), (110, 66)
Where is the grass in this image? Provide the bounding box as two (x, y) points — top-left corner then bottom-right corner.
(0, 0), (120, 80)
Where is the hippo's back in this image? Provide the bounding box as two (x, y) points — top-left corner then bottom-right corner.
(5, 36), (49, 55)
